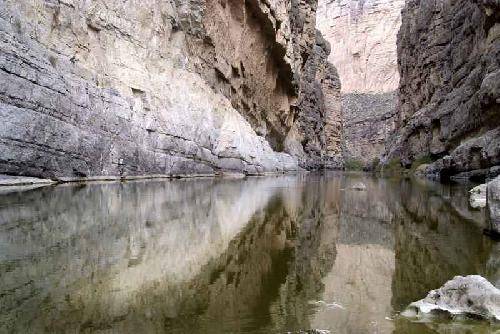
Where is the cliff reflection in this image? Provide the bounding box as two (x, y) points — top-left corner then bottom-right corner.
(0, 173), (496, 334)
(0, 176), (341, 333)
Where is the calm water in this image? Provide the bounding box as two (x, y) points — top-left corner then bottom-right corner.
(0, 173), (498, 334)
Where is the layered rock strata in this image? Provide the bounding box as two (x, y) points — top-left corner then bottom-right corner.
(342, 92), (397, 167)
(385, 0), (500, 181)
(0, 0), (341, 179)
(316, 0), (404, 168)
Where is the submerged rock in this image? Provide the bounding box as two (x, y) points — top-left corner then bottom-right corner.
(470, 183), (487, 209)
(402, 275), (500, 322)
(487, 176), (500, 235)
(351, 182), (367, 191)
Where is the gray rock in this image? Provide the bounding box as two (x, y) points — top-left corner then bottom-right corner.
(384, 0), (500, 180)
(402, 275), (500, 322)
(0, 0), (341, 179)
(487, 176), (500, 234)
(0, 175), (55, 186)
(341, 93), (398, 169)
(469, 183), (487, 209)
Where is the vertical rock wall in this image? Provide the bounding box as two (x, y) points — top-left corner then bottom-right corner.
(0, 0), (342, 179)
(317, 0), (404, 168)
(385, 0), (500, 181)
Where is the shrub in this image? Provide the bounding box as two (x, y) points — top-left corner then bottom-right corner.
(344, 158), (364, 171)
(381, 158), (405, 176)
(371, 157), (381, 172)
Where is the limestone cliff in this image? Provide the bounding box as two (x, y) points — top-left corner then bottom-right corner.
(0, 0), (341, 179)
(385, 0), (500, 181)
(317, 0), (404, 168)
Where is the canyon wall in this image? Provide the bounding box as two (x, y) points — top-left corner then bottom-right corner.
(317, 0), (404, 168)
(385, 0), (500, 181)
(0, 0), (342, 179)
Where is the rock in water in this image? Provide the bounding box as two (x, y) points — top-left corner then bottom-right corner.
(351, 182), (367, 191)
(487, 176), (500, 235)
(470, 183), (487, 209)
(402, 275), (500, 322)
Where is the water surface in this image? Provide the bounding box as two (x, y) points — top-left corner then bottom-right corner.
(0, 173), (498, 333)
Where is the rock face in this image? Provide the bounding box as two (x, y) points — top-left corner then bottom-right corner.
(0, 0), (341, 179)
(316, 0), (404, 167)
(341, 92), (397, 167)
(487, 176), (500, 235)
(402, 275), (500, 322)
(385, 0), (500, 181)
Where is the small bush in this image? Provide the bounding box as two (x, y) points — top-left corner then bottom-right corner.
(381, 158), (405, 176)
(411, 155), (432, 169)
(344, 158), (364, 171)
(371, 157), (381, 172)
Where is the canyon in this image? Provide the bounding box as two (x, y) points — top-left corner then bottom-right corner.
(0, 0), (499, 180)
(1, 1), (500, 331)
(317, 0), (404, 169)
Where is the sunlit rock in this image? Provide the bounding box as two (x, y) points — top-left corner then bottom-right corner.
(0, 0), (341, 178)
(470, 183), (487, 209)
(402, 275), (500, 322)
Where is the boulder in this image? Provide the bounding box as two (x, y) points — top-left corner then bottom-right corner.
(402, 275), (500, 322)
(469, 183), (487, 209)
(351, 182), (367, 191)
(487, 176), (500, 235)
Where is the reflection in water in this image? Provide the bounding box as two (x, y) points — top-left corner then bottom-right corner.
(0, 173), (497, 333)
(311, 177), (396, 334)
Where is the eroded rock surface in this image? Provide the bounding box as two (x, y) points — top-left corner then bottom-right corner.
(316, 0), (403, 167)
(0, 0), (341, 178)
(385, 0), (500, 181)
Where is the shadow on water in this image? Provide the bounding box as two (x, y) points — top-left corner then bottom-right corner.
(0, 173), (497, 333)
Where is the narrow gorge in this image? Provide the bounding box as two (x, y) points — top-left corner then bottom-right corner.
(317, 0), (403, 169)
(0, 0), (498, 181)
(0, 0), (499, 333)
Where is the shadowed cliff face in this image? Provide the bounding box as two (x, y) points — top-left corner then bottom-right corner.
(385, 0), (500, 181)
(316, 0), (404, 168)
(0, 0), (341, 178)
(0, 174), (496, 333)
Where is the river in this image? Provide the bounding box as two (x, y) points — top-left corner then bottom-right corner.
(0, 173), (498, 333)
